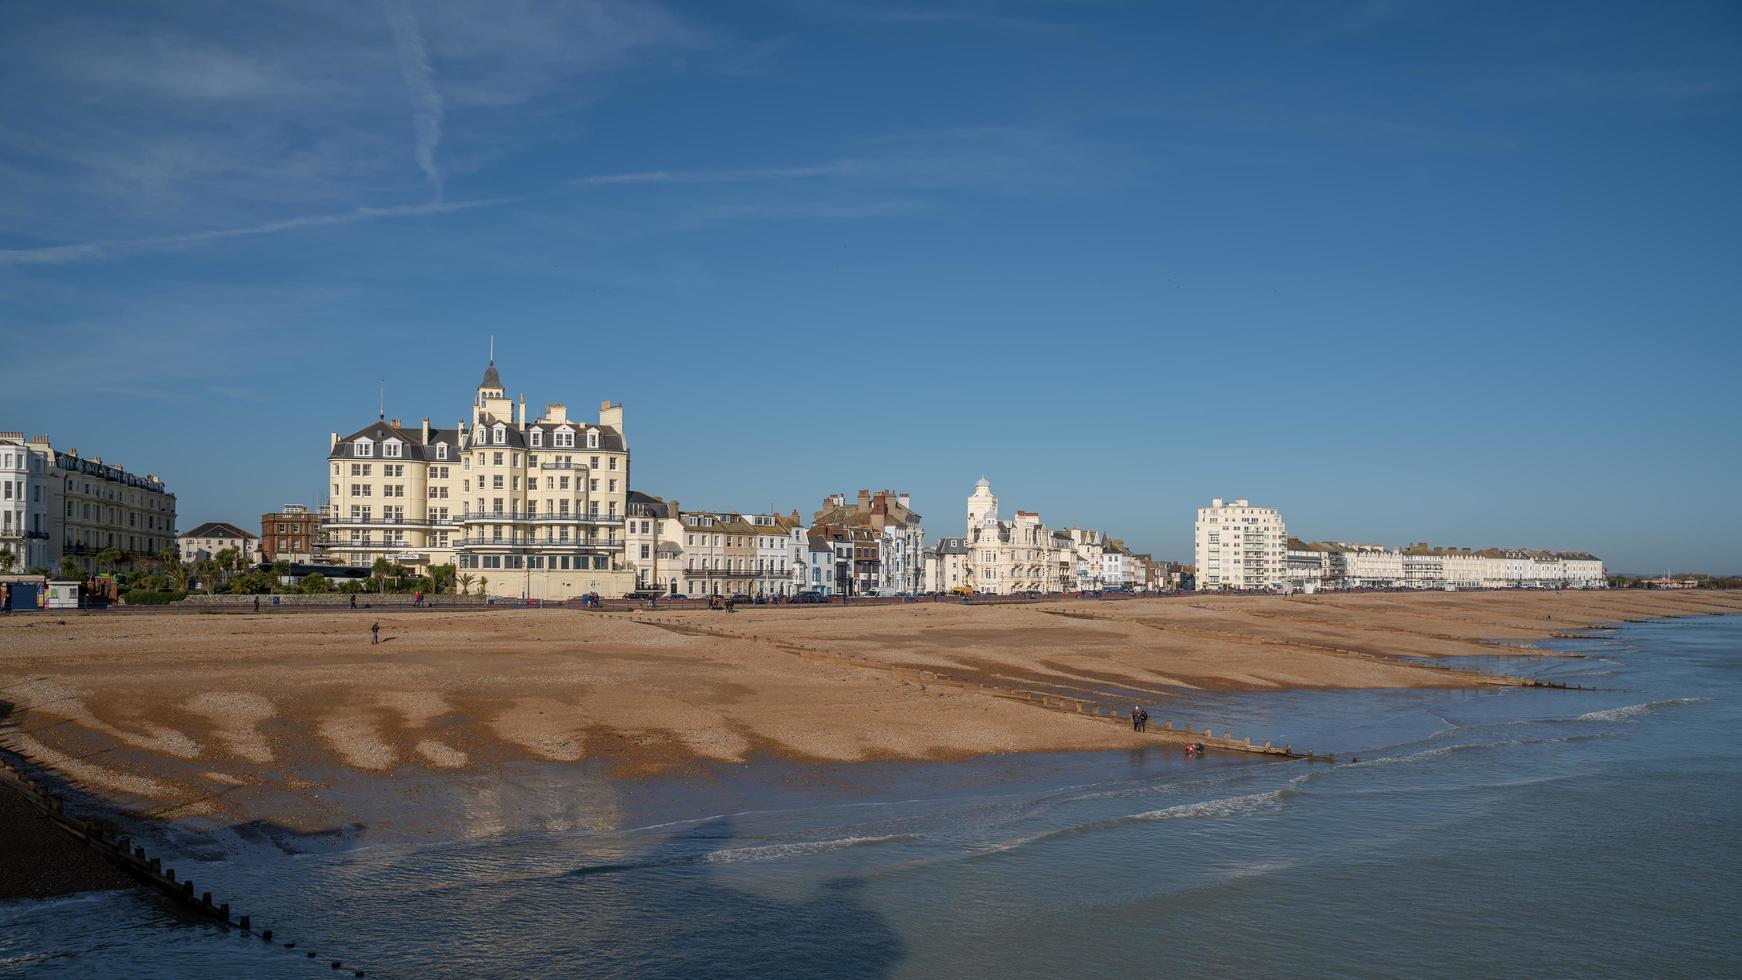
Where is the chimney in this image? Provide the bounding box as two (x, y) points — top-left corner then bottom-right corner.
(421, 417), (430, 442)
(330, 432), (338, 450)
(897, 492), (910, 509)
(517, 395), (526, 430)
(389, 418), (401, 428)
(598, 400), (624, 434)
(857, 489), (871, 507)
(1212, 498), (1223, 508)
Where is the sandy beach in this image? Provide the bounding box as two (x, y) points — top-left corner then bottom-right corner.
(1, 590), (1738, 833)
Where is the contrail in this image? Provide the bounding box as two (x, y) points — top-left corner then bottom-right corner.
(383, 0), (445, 197)
(0, 198), (523, 266)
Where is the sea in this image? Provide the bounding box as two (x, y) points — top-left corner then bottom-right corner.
(2, 614), (1738, 978)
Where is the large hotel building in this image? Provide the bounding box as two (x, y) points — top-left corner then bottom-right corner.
(324, 361), (635, 599)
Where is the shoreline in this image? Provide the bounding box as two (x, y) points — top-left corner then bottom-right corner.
(0, 591), (1737, 845)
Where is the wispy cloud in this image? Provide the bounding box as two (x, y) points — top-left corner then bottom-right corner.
(0, 197), (521, 266)
(571, 163), (854, 185)
(382, 0), (446, 197)
(796, 1), (1060, 32)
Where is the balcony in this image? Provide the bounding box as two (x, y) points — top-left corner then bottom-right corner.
(453, 536), (618, 549)
(458, 511), (621, 525)
(324, 516), (435, 528)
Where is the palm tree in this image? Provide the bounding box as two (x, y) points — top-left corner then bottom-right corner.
(58, 556), (84, 581)
(478, 576), (488, 598)
(371, 557), (392, 595)
(458, 572), (475, 596)
(94, 546), (126, 576)
(214, 547), (240, 588)
(0, 546), (15, 575)
(196, 558), (222, 593)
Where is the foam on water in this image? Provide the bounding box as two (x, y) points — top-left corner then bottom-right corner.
(1575, 697), (1705, 723)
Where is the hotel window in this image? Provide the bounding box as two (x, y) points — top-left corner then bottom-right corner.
(384, 441), (402, 458)
(590, 456), (600, 469)
(493, 424), (507, 444)
(587, 431), (599, 448)
(589, 479), (598, 492)
(530, 430), (543, 448)
(609, 457), (617, 470)
(355, 440), (373, 457)
(436, 444), (447, 460)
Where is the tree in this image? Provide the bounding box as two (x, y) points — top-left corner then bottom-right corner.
(195, 558), (222, 593)
(371, 557), (392, 595)
(430, 563), (456, 595)
(57, 556), (84, 581)
(219, 546), (245, 578)
(478, 576), (489, 597)
(0, 546), (15, 575)
(94, 547), (127, 575)
(300, 572), (332, 594)
(458, 572), (475, 596)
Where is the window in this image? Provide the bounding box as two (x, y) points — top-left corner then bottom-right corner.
(587, 431), (599, 449)
(436, 444), (448, 460)
(609, 457), (618, 470)
(530, 430), (543, 447)
(492, 424), (507, 444)
(384, 440), (402, 458)
(590, 456), (600, 469)
(354, 439), (373, 457)
(493, 452), (503, 466)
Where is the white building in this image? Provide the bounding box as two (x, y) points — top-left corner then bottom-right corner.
(179, 522), (260, 565)
(1, 432), (178, 575)
(1195, 498), (1287, 591)
(923, 536), (969, 593)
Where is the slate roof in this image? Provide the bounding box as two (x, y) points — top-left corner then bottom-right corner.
(181, 521), (255, 540)
(480, 361), (502, 389)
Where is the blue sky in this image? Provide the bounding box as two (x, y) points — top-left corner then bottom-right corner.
(3, 0), (1739, 573)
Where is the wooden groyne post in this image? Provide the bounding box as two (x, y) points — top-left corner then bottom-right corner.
(0, 749), (368, 977)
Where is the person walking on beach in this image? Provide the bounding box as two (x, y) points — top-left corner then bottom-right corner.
(371, 621), (380, 645)
(253, 596), (260, 614)
(350, 593), (357, 610)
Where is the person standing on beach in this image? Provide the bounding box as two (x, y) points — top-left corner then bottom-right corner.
(253, 596), (260, 614)
(350, 593), (357, 610)
(371, 621), (380, 645)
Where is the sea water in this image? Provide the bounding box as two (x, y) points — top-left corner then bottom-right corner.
(3, 614), (1739, 978)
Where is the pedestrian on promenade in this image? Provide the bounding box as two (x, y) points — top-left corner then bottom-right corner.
(371, 621), (380, 645)
(350, 593), (358, 610)
(253, 596), (260, 614)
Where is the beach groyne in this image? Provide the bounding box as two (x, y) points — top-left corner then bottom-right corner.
(0, 749), (369, 977)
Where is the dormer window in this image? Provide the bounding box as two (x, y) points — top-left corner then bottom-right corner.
(383, 439), (403, 458)
(354, 438), (374, 458)
(586, 430), (599, 449)
(553, 426), (574, 448)
(492, 423), (507, 445)
(435, 443), (448, 460)
(529, 429), (543, 448)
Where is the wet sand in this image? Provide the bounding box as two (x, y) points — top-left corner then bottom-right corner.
(0, 589), (1737, 834)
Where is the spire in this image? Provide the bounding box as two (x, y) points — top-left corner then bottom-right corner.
(479, 359), (502, 390)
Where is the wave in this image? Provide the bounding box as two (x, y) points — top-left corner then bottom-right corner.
(1128, 789), (1292, 821)
(1575, 698), (1705, 723)
(703, 834), (918, 864)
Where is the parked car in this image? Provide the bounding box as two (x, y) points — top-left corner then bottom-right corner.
(666, 593), (689, 600)
(791, 591), (826, 604)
